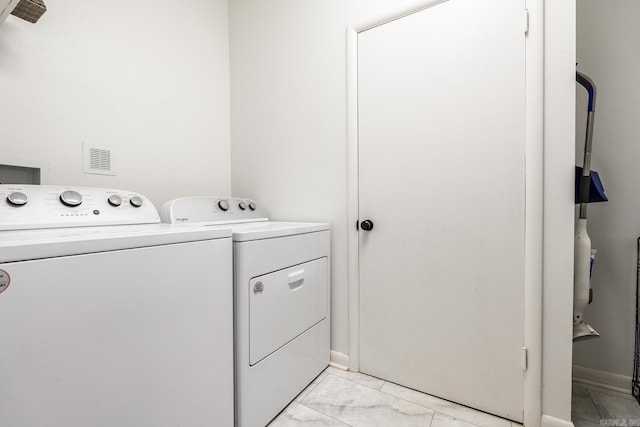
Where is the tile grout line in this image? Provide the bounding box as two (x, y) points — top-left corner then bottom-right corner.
(323, 373), (467, 426)
(323, 371), (385, 391)
(317, 369), (506, 427)
(374, 381), (503, 427)
(586, 387), (604, 420)
(295, 402), (354, 427)
(296, 372), (329, 402)
(301, 372), (438, 427)
(432, 410), (484, 427)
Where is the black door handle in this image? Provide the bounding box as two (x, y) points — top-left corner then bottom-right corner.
(360, 220), (374, 231)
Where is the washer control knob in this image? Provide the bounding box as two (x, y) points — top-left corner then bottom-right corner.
(129, 196), (143, 208)
(238, 201), (247, 211)
(6, 192), (28, 206)
(108, 195), (122, 207)
(218, 199), (230, 211)
(248, 202), (257, 211)
(60, 190), (83, 207)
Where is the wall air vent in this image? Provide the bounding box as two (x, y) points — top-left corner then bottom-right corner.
(10, 0), (46, 23)
(83, 142), (117, 176)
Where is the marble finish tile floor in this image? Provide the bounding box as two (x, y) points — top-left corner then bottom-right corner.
(269, 367), (523, 427)
(572, 382), (640, 427)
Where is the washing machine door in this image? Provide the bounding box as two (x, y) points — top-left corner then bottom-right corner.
(248, 257), (328, 365)
(0, 239), (234, 427)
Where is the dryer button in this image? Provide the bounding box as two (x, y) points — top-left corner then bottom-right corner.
(218, 200), (230, 211)
(129, 196), (143, 208)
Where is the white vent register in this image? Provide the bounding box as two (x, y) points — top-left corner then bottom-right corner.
(83, 142), (116, 176)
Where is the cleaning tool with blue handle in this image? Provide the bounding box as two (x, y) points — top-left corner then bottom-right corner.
(574, 71), (604, 342)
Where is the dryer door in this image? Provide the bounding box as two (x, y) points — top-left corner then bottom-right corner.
(249, 257), (328, 365)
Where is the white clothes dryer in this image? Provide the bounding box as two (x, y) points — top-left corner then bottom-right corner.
(161, 197), (330, 427)
(0, 185), (234, 427)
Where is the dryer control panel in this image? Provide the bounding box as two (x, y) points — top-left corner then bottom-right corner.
(0, 185), (160, 230)
(160, 197), (268, 225)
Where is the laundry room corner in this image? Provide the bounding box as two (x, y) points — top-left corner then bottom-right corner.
(0, 0), (232, 207)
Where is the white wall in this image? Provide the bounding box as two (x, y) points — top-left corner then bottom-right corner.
(0, 0), (231, 207)
(573, 0), (640, 380)
(229, 0), (402, 356)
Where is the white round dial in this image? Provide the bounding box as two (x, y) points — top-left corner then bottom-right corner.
(108, 195), (122, 206)
(60, 190), (83, 207)
(7, 192), (28, 206)
(218, 200), (230, 211)
(129, 196), (143, 208)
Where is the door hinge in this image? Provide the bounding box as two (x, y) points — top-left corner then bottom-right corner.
(522, 347), (528, 371)
(522, 9), (529, 35)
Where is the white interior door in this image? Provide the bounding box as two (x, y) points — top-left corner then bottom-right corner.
(357, 0), (526, 421)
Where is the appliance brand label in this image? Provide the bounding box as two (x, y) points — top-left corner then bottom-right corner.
(0, 269), (10, 294)
(253, 281), (264, 295)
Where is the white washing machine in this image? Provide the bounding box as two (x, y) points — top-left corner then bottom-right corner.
(160, 197), (330, 427)
(0, 185), (234, 427)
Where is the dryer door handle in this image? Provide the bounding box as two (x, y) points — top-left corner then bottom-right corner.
(288, 269), (305, 290)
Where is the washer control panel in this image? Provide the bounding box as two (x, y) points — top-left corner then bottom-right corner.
(0, 185), (160, 230)
(160, 197), (267, 225)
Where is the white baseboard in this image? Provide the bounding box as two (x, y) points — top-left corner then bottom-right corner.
(541, 414), (575, 427)
(330, 350), (349, 370)
(572, 365), (632, 394)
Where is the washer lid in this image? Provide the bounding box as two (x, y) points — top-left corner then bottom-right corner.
(0, 224), (232, 263)
(228, 221), (330, 241)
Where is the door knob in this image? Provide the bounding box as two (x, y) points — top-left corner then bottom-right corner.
(360, 220), (374, 231)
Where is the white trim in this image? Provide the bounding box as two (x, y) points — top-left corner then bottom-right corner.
(329, 351), (350, 371)
(573, 365), (633, 395)
(346, 24), (360, 372)
(349, 0), (449, 33)
(347, 1), (544, 425)
(541, 415), (575, 427)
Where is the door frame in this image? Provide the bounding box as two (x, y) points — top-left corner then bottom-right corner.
(346, 1), (544, 425)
